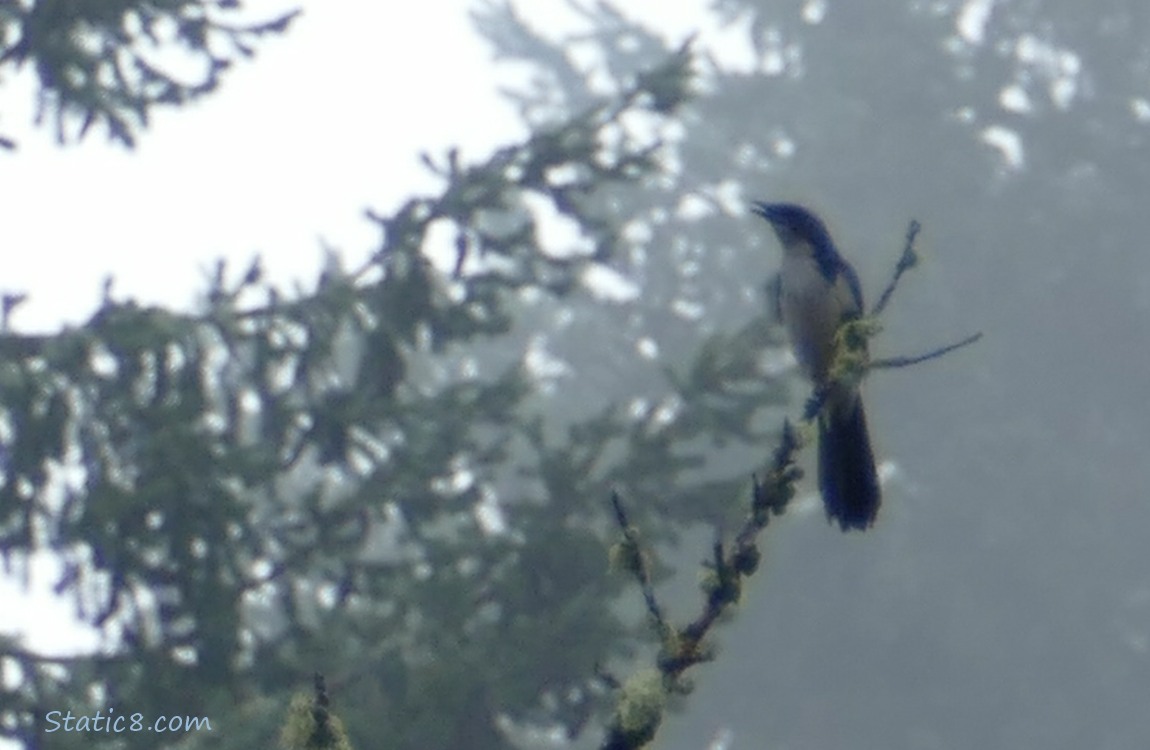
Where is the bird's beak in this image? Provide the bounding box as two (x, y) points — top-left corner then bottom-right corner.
(751, 201), (781, 228)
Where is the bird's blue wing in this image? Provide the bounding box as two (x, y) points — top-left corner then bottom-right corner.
(836, 260), (865, 315)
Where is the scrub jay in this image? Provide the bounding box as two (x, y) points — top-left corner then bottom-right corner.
(752, 202), (880, 531)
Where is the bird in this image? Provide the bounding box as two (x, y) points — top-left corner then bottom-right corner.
(751, 202), (880, 531)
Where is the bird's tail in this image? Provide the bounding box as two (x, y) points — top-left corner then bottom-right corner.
(818, 396), (881, 531)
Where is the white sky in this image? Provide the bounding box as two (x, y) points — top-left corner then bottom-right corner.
(0, 1), (532, 332)
(0, 0), (730, 741)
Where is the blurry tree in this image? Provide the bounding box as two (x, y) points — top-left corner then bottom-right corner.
(0, 3), (791, 750)
(0, 0), (299, 147)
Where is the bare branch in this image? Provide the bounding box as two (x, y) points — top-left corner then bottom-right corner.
(871, 219), (922, 316)
(871, 331), (983, 370)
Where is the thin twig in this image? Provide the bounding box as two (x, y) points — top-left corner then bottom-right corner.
(610, 492), (669, 638)
(871, 219), (921, 316)
(871, 331), (982, 370)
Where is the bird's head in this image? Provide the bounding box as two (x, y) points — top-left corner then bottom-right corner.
(751, 202), (834, 252)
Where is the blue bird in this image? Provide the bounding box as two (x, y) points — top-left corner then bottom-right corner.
(752, 202), (880, 531)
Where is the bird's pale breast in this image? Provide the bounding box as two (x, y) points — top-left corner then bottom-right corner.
(779, 253), (853, 383)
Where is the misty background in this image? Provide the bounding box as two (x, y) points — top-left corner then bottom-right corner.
(1, 1), (1148, 749)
